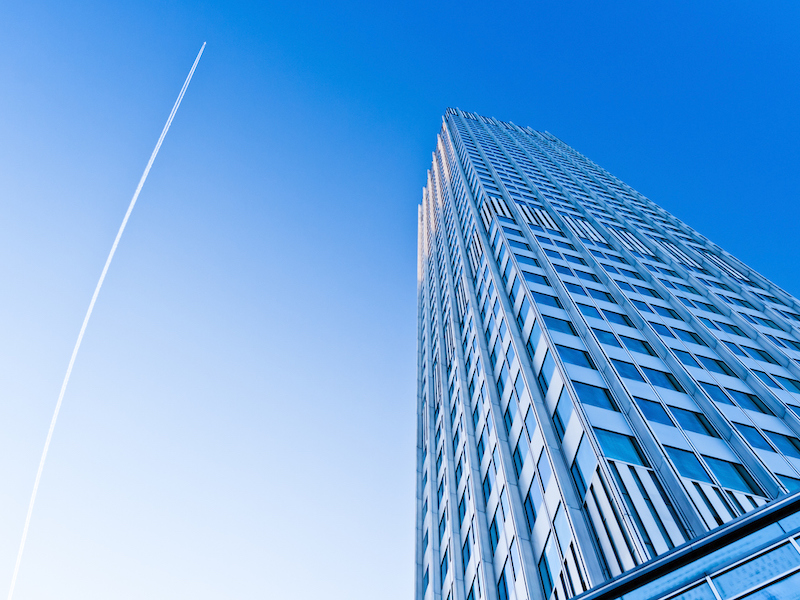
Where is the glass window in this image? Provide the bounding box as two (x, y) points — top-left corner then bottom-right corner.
(674, 328), (706, 345)
(604, 310), (634, 326)
(553, 390), (574, 440)
(703, 456), (761, 494)
(620, 336), (655, 355)
(538, 450), (553, 488)
(635, 397), (673, 425)
(727, 389), (774, 415)
(578, 304), (602, 319)
(553, 504), (572, 555)
(665, 446), (711, 482)
(697, 356), (736, 377)
(651, 322), (675, 337)
(701, 382), (733, 405)
(538, 535), (555, 599)
(674, 350), (701, 368)
(589, 288), (616, 303)
(557, 345), (595, 369)
(524, 272), (550, 287)
(778, 474), (800, 493)
(544, 315), (577, 336)
(595, 429), (647, 466)
(642, 367), (685, 392)
(573, 382), (618, 411)
(593, 328), (621, 347)
(565, 281), (587, 296)
(523, 476), (543, 531)
(734, 423), (773, 451)
(724, 341), (747, 357)
(538, 350), (557, 392)
(764, 431), (800, 459)
(612, 359), (646, 382)
(671, 408), (718, 437)
(532, 291), (561, 308)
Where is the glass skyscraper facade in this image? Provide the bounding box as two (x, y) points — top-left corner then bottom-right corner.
(416, 108), (800, 600)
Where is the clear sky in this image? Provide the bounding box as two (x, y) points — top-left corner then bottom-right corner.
(0, 1), (798, 599)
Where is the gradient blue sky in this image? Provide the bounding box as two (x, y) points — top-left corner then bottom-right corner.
(0, 2), (798, 598)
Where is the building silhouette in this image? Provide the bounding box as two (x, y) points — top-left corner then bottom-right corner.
(416, 109), (800, 600)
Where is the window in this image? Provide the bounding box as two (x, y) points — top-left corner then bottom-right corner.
(603, 310), (633, 327)
(565, 282), (587, 296)
(482, 472), (493, 503)
(458, 494), (467, 524)
(703, 456), (761, 494)
(594, 328), (621, 347)
(552, 390), (574, 440)
(779, 475), (800, 492)
(671, 408), (718, 437)
(462, 532), (471, 571)
(578, 304), (601, 319)
(697, 355), (736, 377)
(532, 291), (561, 308)
(489, 515), (499, 553)
(775, 375), (800, 393)
(589, 288), (616, 303)
(515, 254), (539, 268)
(631, 299), (653, 313)
(717, 322), (745, 336)
(701, 382), (733, 405)
(523, 477), (543, 532)
(595, 428), (647, 466)
(735, 423), (773, 451)
(524, 272), (550, 287)
(726, 389), (774, 415)
(538, 350), (557, 393)
(497, 569), (509, 600)
(616, 280), (634, 291)
(673, 328), (706, 345)
(440, 547), (449, 582)
(513, 431), (529, 476)
(620, 336), (655, 355)
(576, 270), (600, 283)
(423, 569), (429, 591)
(642, 367), (684, 392)
(538, 536), (556, 599)
(651, 322), (675, 338)
(674, 349), (701, 368)
(544, 315), (577, 336)
(665, 446), (711, 482)
(653, 305), (682, 320)
(557, 345), (595, 369)
(571, 436), (597, 497)
(612, 359), (645, 382)
(573, 381), (618, 411)
(764, 431), (800, 459)
(635, 397), (673, 425)
(554, 265), (573, 277)
(538, 451), (553, 487)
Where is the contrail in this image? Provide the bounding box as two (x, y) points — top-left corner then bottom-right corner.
(7, 42), (206, 600)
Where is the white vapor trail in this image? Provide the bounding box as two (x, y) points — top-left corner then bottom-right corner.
(7, 42), (206, 600)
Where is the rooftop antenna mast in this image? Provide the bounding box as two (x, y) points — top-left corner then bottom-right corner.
(7, 42), (206, 600)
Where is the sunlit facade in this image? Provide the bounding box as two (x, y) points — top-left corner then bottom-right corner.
(416, 108), (800, 600)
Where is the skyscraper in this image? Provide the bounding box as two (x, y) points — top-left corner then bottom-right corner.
(416, 108), (800, 600)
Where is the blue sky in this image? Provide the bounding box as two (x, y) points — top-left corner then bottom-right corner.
(0, 1), (798, 598)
